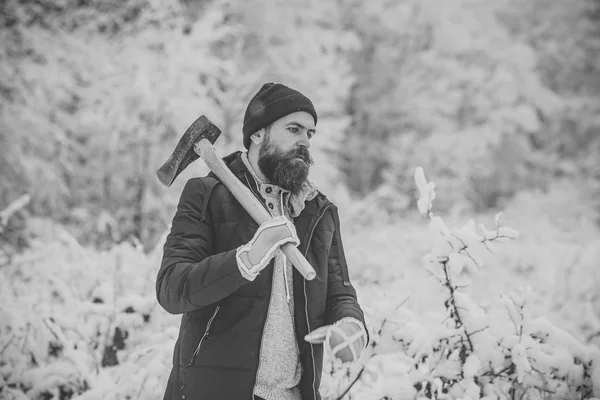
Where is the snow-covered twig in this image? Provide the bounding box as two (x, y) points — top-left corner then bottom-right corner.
(441, 259), (474, 352)
(0, 334), (14, 356)
(0, 194), (30, 234)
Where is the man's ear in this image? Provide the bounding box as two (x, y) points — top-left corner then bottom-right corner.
(251, 129), (265, 146)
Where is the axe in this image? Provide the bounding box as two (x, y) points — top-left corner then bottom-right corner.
(157, 115), (317, 281)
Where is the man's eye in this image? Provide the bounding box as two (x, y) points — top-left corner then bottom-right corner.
(289, 127), (299, 133)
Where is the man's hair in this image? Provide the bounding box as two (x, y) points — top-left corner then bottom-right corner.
(253, 123), (273, 145)
(263, 123), (273, 138)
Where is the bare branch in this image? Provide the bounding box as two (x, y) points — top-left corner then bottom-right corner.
(335, 354), (376, 400)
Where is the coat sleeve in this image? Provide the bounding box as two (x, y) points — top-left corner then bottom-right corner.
(324, 207), (369, 344)
(156, 178), (249, 314)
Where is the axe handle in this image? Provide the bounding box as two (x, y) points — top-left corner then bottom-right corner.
(194, 139), (317, 281)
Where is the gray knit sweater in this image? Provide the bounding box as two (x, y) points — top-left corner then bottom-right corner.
(240, 153), (318, 400)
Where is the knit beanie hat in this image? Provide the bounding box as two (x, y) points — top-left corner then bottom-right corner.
(242, 83), (318, 149)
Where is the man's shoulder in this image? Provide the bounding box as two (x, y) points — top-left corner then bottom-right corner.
(184, 175), (221, 191)
(309, 189), (337, 211)
(181, 176), (241, 219)
(313, 189), (330, 202)
(179, 175), (229, 205)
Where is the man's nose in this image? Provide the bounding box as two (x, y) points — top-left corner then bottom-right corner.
(298, 132), (311, 149)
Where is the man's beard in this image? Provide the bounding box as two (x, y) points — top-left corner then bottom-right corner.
(258, 138), (314, 194)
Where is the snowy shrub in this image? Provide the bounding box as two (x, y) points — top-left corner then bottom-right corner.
(0, 231), (178, 400)
(323, 167), (600, 400)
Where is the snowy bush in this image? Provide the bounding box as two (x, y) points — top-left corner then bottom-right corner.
(322, 167), (600, 400)
(0, 230), (178, 400)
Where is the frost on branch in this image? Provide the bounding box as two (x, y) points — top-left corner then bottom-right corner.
(324, 167), (600, 400)
(415, 167), (436, 216)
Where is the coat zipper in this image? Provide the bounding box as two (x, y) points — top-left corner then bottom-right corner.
(303, 203), (331, 400)
(187, 306), (220, 366)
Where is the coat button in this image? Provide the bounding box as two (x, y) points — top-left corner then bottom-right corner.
(266, 187), (272, 194)
(180, 384), (185, 390)
(181, 395), (186, 399)
(268, 203), (274, 209)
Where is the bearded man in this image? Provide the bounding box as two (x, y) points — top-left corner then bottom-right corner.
(156, 83), (368, 400)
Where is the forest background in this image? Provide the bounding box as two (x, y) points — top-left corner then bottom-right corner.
(1, 0), (599, 399)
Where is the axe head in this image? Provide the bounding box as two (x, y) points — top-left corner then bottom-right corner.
(157, 115), (222, 187)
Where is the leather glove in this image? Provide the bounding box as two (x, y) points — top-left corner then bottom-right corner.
(305, 317), (367, 363)
(236, 215), (299, 281)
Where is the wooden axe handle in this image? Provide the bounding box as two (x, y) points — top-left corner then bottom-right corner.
(194, 139), (317, 281)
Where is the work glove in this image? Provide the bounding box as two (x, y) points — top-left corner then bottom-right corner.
(236, 215), (299, 281)
(304, 317), (367, 364)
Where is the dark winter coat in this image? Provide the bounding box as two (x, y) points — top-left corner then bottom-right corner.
(156, 151), (367, 400)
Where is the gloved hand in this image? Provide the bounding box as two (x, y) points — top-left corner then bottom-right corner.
(304, 317), (367, 363)
(236, 215), (299, 281)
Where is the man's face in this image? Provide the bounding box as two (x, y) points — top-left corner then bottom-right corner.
(257, 111), (316, 194)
